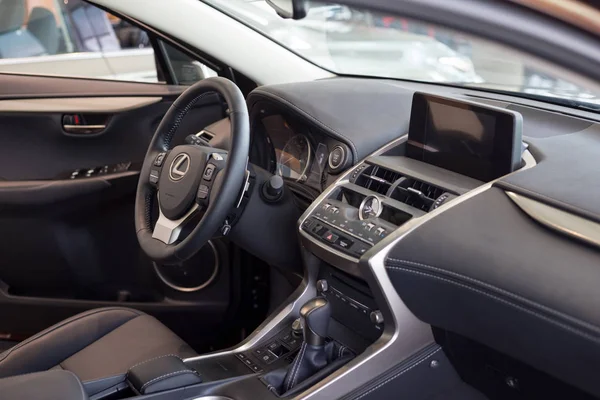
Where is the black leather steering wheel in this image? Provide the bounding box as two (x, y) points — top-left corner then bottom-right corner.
(135, 77), (249, 264)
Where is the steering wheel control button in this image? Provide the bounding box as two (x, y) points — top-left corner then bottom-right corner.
(197, 184), (210, 199)
(203, 164), (216, 181)
(154, 152), (167, 167)
(149, 170), (160, 184)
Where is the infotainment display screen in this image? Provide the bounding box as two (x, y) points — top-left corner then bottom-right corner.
(406, 93), (522, 181)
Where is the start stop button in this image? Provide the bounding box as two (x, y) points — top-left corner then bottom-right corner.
(328, 145), (347, 173)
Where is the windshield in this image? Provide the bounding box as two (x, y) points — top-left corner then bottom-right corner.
(204, 0), (600, 109)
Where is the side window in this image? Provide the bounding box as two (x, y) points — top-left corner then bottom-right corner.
(0, 0), (216, 84)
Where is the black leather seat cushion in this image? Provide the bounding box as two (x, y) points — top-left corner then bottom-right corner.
(0, 307), (196, 394)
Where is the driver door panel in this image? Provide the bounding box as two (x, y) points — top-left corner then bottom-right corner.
(0, 74), (231, 349)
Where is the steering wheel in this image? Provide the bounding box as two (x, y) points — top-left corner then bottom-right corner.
(135, 77), (249, 264)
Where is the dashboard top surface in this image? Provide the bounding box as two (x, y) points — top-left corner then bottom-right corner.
(249, 77), (600, 224)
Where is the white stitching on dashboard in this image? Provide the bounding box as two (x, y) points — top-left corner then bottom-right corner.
(386, 266), (600, 344)
(251, 89), (359, 158)
(386, 259), (600, 335)
(353, 347), (442, 400)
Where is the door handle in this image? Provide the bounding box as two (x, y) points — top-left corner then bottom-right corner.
(62, 114), (108, 135)
(63, 124), (107, 134)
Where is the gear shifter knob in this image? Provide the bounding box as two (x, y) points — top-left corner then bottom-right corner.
(300, 297), (330, 346)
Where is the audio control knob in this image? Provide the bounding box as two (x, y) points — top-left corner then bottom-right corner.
(370, 310), (384, 325)
(316, 279), (328, 293)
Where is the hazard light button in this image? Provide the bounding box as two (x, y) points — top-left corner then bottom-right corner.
(322, 231), (339, 243)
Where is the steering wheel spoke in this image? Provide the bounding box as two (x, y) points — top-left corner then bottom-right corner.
(152, 201), (200, 245)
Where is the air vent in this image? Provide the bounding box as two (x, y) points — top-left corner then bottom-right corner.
(391, 177), (446, 211)
(355, 165), (401, 195)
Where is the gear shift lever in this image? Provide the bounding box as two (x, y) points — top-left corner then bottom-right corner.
(300, 297), (330, 346)
(272, 297), (350, 395)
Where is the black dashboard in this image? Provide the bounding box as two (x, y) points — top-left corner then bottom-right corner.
(244, 77), (600, 398)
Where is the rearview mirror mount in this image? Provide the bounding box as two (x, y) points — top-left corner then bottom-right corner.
(265, 0), (308, 20)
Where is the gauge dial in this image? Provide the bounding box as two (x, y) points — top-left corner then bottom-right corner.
(277, 134), (312, 182)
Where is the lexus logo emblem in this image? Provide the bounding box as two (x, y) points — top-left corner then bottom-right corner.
(169, 153), (190, 181)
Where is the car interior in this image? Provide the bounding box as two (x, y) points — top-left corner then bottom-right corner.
(1, 0), (600, 399)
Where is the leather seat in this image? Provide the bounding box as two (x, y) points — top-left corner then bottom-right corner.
(0, 307), (197, 395)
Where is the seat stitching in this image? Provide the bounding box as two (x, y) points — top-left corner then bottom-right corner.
(386, 259), (600, 335)
(386, 266), (600, 344)
(0, 308), (141, 364)
(128, 354), (180, 372)
(353, 347), (441, 400)
(140, 370), (198, 392)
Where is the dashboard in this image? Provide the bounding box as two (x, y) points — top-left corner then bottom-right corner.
(245, 78), (600, 399)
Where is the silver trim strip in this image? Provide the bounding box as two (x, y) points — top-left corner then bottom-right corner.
(63, 124), (106, 130)
(0, 97), (161, 113)
(506, 191), (600, 249)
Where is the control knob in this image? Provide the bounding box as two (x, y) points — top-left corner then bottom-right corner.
(316, 279), (329, 293)
(370, 310), (384, 325)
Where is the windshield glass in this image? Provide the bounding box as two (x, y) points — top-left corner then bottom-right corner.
(205, 0), (600, 109)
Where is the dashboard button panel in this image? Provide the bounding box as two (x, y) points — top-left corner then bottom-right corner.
(302, 197), (401, 257)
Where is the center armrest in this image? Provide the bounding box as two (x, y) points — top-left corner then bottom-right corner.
(0, 370), (87, 400)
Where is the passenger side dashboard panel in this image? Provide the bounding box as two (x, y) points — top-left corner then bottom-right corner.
(385, 187), (600, 397)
